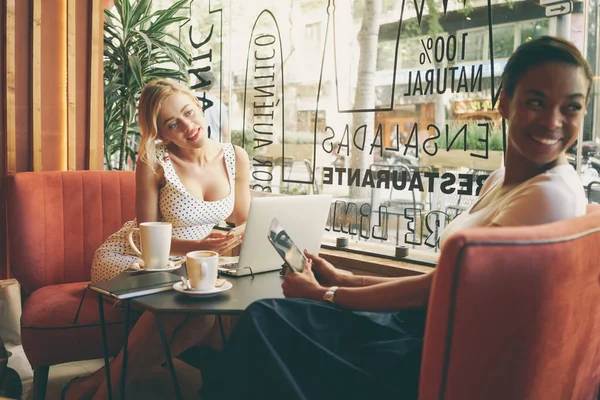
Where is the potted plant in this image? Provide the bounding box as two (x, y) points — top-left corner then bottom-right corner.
(103, 0), (190, 170)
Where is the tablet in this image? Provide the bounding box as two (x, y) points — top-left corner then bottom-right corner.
(267, 217), (307, 273)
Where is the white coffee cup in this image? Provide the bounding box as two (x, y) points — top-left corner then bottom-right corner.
(127, 222), (172, 269)
(186, 250), (219, 291)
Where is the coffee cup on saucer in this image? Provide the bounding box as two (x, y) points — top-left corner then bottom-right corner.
(126, 222), (172, 269)
(186, 250), (219, 291)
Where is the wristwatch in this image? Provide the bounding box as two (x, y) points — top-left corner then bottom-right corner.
(323, 286), (340, 304)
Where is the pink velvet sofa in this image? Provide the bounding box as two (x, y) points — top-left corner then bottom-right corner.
(6, 171), (136, 400)
(420, 204), (600, 399)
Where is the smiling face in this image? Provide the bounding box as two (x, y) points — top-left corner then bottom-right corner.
(499, 62), (588, 172)
(157, 92), (208, 148)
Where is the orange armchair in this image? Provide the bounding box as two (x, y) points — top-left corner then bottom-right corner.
(420, 205), (600, 399)
(6, 171), (136, 400)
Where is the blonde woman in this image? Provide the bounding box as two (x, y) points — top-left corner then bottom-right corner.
(63, 78), (250, 399)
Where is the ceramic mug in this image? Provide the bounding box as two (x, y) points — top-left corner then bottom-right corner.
(127, 222), (172, 269)
(186, 250), (219, 291)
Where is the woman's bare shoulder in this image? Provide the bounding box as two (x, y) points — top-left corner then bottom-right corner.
(232, 145), (250, 167)
(136, 157), (165, 186)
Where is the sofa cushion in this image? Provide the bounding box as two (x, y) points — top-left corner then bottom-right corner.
(420, 206), (600, 400)
(21, 282), (138, 366)
(7, 171), (136, 294)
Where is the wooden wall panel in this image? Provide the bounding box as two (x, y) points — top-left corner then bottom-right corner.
(76, 0), (90, 170)
(1, 0), (105, 278)
(2, 1), (8, 279)
(5, 0), (14, 173)
(14, 0), (32, 173)
(39, 0), (67, 171)
(32, 0), (42, 171)
(67, 0), (76, 170)
(89, 0), (104, 170)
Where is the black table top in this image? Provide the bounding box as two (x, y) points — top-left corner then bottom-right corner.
(129, 271), (285, 314)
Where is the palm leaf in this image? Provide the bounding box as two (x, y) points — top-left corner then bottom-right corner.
(128, 0), (152, 28)
(127, 55), (144, 90)
(132, 30), (153, 56)
(103, 0), (190, 170)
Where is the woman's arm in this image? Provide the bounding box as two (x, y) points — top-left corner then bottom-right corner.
(306, 250), (429, 288)
(169, 232), (241, 256)
(227, 145), (251, 226)
(135, 158), (161, 223)
(338, 273), (416, 287)
(329, 272), (433, 311)
(282, 265), (434, 312)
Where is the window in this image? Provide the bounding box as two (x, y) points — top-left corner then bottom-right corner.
(519, 19), (549, 44)
(305, 22), (322, 51)
(461, 28), (487, 62)
(377, 37), (427, 71)
(303, 21), (323, 69)
(383, 0), (397, 14)
(458, 20), (549, 63)
(180, 0), (597, 264)
(398, 37), (427, 69)
(377, 40), (396, 71)
(491, 25), (515, 59)
(297, 110), (326, 133)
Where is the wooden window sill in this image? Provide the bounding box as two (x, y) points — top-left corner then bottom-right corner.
(318, 247), (433, 277)
(219, 225), (434, 278)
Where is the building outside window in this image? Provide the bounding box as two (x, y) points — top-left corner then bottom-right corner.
(177, 0), (596, 262)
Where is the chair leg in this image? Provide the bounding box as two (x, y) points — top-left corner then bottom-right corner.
(33, 365), (49, 400)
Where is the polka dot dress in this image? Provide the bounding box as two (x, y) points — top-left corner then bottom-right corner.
(91, 142), (236, 282)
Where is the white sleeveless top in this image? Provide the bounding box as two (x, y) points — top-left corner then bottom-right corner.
(439, 164), (586, 248)
(91, 142), (236, 282)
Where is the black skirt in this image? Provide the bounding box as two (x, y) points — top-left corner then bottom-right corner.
(201, 298), (426, 400)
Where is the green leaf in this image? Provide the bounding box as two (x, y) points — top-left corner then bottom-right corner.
(103, 0), (191, 170)
(149, 0), (189, 33)
(129, 55), (144, 88)
(120, 0), (131, 35)
(103, 8), (119, 25)
(103, 22), (122, 42)
(132, 30), (153, 56)
(128, 0), (152, 28)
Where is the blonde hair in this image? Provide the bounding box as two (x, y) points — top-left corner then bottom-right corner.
(137, 78), (198, 173)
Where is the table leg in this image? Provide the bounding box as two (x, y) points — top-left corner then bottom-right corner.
(97, 293), (113, 400)
(154, 313), (183, 400)
(120, 303), (130, 400)
(217, 314), (227, 345)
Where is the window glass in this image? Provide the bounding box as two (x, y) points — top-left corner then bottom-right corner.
(491, 24), (515, 59)
(146, 0), (598, 259)
(520, 19), (549, 44)
(461, 29), (486, 62)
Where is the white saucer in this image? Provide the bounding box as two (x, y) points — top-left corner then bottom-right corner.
(125, 260), (183, 273)
(173, 280), (233, 298)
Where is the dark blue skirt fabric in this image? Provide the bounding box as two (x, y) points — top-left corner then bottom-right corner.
(201, 298), (426, 400)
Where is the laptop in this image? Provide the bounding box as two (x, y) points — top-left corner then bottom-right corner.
(220, 194), (332, 276)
